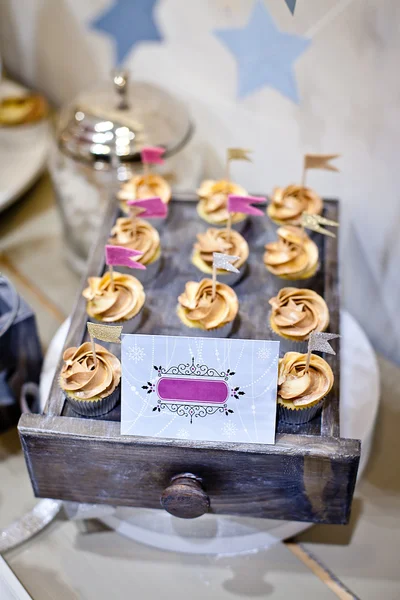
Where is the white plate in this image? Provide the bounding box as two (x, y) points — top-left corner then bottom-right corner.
(0, 80), (50, 212)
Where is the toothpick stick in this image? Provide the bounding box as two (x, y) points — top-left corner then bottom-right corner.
(143, 161), (150, 177)
(109, 264), (114, 292)
(90, 334), (98, 368)
(305, 335), (313, 373)
(301, 155), (307, 187)
(227, 211), (232, 241)
(212, 262), (217, 301)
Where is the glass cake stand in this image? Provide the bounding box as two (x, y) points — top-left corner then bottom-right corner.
(39, 311), (379, 555)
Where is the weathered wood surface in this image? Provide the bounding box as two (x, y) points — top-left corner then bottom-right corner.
(47, 195), (340, 437)
(19, 413), (360, 524)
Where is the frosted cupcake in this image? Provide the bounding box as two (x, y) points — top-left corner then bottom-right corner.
(83, 271), (145, 332)
(59, 342), (121, 416)
(267, 185), (323, 226)
(118, 174), (171, 215)
(277, 352), (334, 424)
(197, 180), (248, 230)
(177, 279), (238, 337)
(269, 287), (329, 342)
(192, 228), (249, 286)
(264, 226), (319, 280)
(108, 217), (161, 283)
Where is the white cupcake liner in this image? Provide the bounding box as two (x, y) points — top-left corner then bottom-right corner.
(180, 319), (234, 338)
(65, 385), (120, 417)
(116, 255), (161, 284)
(278, 399), (323, 424)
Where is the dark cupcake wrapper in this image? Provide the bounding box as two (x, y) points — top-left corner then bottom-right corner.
(115, 255), (161, 284)
(88, 309), (144, 333)
(65, 385), (120, 417)
(278, 399), (323, 424)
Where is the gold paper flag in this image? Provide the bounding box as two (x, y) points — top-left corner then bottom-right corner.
(87, 322), (122, 344)
(301, 213), (339, 238)
(304, 154), (340, 172)
(227, 148), (252, 162)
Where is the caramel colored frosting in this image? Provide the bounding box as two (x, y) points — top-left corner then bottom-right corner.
(278, 352), (334, 408)
(60, 342), (121, 401)
(267, 185), (323, 225)
(83, 272), (145, 322)
(178, 279), (238, 330)
(194, 228), (249, 271)
(269, 287), (329, 341)
(197, 180), (248, 225)
(118, 173), (171, 213)
(108, 217), (160, 265)
(264, 226), (319, 279)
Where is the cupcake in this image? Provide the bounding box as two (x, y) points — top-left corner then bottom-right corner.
(108, 217), (161, 283)
(192, 228), (249, 286)
(267, 185), (323, 226)
(197, 180), (248, 230)
(269, 287), (329, 342)
(118, 174), (171, 215)
(277, 352), (334, 424)
(177, 279), (238, 337)
(0, 94), (48, 126)
(264, 226), (319, 280)
(59, 342), (121, 416)
(83, 271), (145, 332)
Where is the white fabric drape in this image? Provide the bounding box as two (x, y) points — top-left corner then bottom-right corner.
(1, 0), (399, 363)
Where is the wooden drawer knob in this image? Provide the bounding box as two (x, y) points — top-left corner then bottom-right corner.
(161, 474), (210, 519)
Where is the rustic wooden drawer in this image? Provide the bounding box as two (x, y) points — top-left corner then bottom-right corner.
(18, 196), (360, 524)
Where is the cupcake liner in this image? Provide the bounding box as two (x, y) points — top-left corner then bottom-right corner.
(278, 399), (323, 424)
(180, 320), (234, 338)
(115, 254), (161, 284)
(65, 385), (120, 417)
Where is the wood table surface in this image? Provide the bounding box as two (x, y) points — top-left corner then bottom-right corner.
(1, 174), (400, 600)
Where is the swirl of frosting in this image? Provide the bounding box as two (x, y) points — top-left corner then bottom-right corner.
(108, 217), (160, 265)
(118, 173), (171, 214)
(264, 226), (319, 279)
(83, 272), (145, 322)
(194, 228), (249, 271)
(267, 185), (323, 225)
(178, 279), (238, 330)
(60, 342), (121, 401)
(269, 287), (329, 341)
(278, 352), (334, 408)
(197, 180), (248, 225)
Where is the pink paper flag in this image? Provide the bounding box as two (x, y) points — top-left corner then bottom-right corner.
(105, 245), (146, 270)
(127, 196), (167, 219)
(140, 146), (165, 165)
(228, 194), (265, 216)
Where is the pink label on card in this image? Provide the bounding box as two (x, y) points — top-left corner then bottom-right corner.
(157, 377), (229, 404)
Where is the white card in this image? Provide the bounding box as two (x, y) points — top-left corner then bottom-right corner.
(121, 334), (279, 444)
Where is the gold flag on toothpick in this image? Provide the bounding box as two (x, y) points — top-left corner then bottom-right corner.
(87, 322), (123, 344)
(301, 212), (339, 238)
(305, 331), (340, 371)
(302, 153), (339, 186)
(227, 148), (252, 162)
(304, 154), (340, 172)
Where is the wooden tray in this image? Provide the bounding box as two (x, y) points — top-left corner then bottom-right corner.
(18, 195), (360, 523)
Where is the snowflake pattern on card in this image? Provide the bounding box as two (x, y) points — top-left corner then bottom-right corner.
(221, 421), (238, 440)
(128, 344), (146, 363)
(257, 346), (271, 361)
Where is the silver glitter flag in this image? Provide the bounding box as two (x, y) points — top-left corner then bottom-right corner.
(301, 212), (339, 238)
(309, 331), (340, 355)
(213, 252), (240, 274)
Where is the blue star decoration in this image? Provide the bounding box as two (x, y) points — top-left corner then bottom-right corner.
(91, 0), (162, 64)
(285, 0), (297, 15)
(214, 1), (310, 102)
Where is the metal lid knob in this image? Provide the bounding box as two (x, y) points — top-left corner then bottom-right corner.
(113, 69), (129, 110)
(161, 474), (210, 519)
